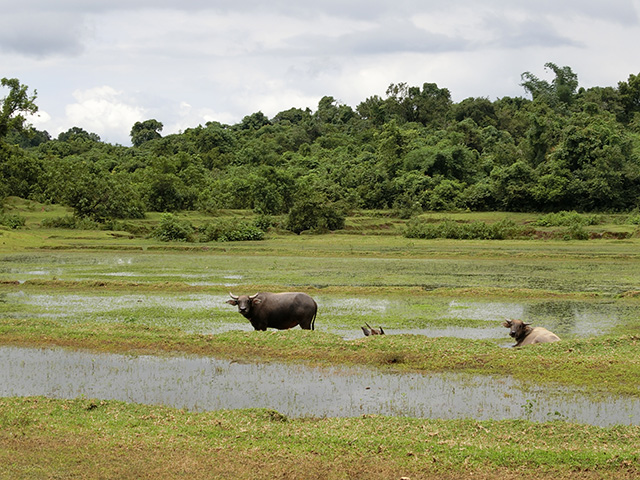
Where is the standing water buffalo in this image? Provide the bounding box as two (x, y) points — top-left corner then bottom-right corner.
(227, 292), (317, 331)
(503, 319), (560, 347)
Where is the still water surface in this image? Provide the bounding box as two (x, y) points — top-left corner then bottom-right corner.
(1, 291), (631, 340)
(2, 346), (638, 426)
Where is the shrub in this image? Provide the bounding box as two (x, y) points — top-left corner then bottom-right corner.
(0, 213), (26, 229)
(119, 221), (153, 236)
(561, 224), (589, 240)
(534, 211), (600, 227)
(253, 214), (274, 232)
(199, 219), (264, 242)
(41, 215), (100, 230)
(151, 213), (194, 242)
(627, 214), (640, 225)
(392, 195), (423, 219)
(405, 218), (523, 240)
(285, 196), (345, 234)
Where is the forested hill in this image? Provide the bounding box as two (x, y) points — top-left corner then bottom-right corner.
(2, 64), (640, 224)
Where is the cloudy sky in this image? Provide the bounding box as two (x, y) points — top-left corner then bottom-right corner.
(3, 0), (640, 145)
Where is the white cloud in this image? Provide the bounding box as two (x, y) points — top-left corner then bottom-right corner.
(64, 86), (145, 143)
(3, 0), (640, 144)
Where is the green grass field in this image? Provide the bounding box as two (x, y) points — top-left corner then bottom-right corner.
(2, 198), (640, 478)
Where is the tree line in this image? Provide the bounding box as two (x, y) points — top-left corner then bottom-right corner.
(2, 63), (640, 231)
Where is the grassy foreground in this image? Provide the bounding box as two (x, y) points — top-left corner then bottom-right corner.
(1, 397), (639, 479)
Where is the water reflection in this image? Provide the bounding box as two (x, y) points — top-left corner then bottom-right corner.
(1, 346), (638, 426)
(446, 300), (623, 337)
(336, 327), (506, 341)
(1, 291), (636, 341)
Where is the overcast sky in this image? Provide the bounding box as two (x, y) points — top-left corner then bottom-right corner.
(3, 0), (640, 145)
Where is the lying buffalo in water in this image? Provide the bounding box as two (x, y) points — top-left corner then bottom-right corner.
(227, 292), (317, 331)
(503, 319), (560, 347)
(361, 323), (385, 336)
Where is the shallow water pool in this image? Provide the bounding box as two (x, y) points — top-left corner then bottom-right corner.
(1, 346), (638, 426)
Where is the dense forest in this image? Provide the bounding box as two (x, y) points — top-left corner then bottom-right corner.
(2, 63), (640, 233)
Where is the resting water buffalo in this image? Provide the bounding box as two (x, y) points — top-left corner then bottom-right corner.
(503, 319), (560, 347)
(361, 323), (385, 336)
(227, 292), (317, 331)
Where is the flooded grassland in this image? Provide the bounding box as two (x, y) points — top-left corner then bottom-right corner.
(2, 234), (640, 478)
(1, 239), (640, 399)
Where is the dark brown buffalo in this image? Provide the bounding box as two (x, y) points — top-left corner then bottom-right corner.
(361, 323), (385, 336)
(503, 319), (560, 347)
(227, 292), (317, 331)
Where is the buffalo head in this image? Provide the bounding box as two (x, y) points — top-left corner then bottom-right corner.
(227, 292), (259, 319)
(503, 318), (560, 347)
(503, 319), (530, 339)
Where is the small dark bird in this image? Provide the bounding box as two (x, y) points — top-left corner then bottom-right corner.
(361, 322), (385, 336)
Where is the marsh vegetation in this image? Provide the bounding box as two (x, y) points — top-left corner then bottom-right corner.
(1, 202), (640, 478)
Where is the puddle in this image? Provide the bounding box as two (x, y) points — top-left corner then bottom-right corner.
(446, 300), (623, 337)
(0, 346), (638, 426)
(321, 297), (392, 315)
(336, 327), (506, 341)
(0, 253), (246, 285)
(2, 291), (637, 341)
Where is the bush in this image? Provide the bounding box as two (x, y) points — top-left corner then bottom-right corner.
(199, 219), (264, 242)
(285, 196), (345, 234)
(627, 214), (640, 225)
(151, 213), (194, 242)
(0, 213), (26, 229)
(41, 215), (100, 230)
(534, 211), (600, 227)
(392, 195), (423, 219)
(405, 218), (523, 240)
(253, 214), (274, 232)
(561, 224), (589, 240)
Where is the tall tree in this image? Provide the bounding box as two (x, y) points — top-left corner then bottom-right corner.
(130, 119), (163, 147)
(384, 82), (451, 127)
(0, 78), (38, 140)
(58, 126), (101, 143)
(521, 63), (578, 110)
(618, 73), (640, 124)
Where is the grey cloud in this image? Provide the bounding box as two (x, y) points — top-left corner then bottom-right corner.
(335, 22), (470, 55)
(8, 0), (639, 59)
(0, 12), (87, 57)
(482, 14), (582, 50)
(270, 12), (576, 58)
(509, 0), (640, 26)
(10, 0), (640, 23)
(278, 20), (470, 57)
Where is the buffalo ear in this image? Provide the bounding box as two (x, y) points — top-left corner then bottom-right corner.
(226, 299), (238, 306)
(252, 298), (262, 305)
(502, 320), (512, 328)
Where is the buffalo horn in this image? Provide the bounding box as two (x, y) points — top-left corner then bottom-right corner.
(249, 293), (259, 299)
(229, 293), (239, 300)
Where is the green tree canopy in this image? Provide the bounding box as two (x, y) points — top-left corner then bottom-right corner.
(130, 119), (163, 147)
(618, 73), (640, 125)
(58, 126), (101, 143)
(0, 78), (38, 140)
(521, 63), (579, 110)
